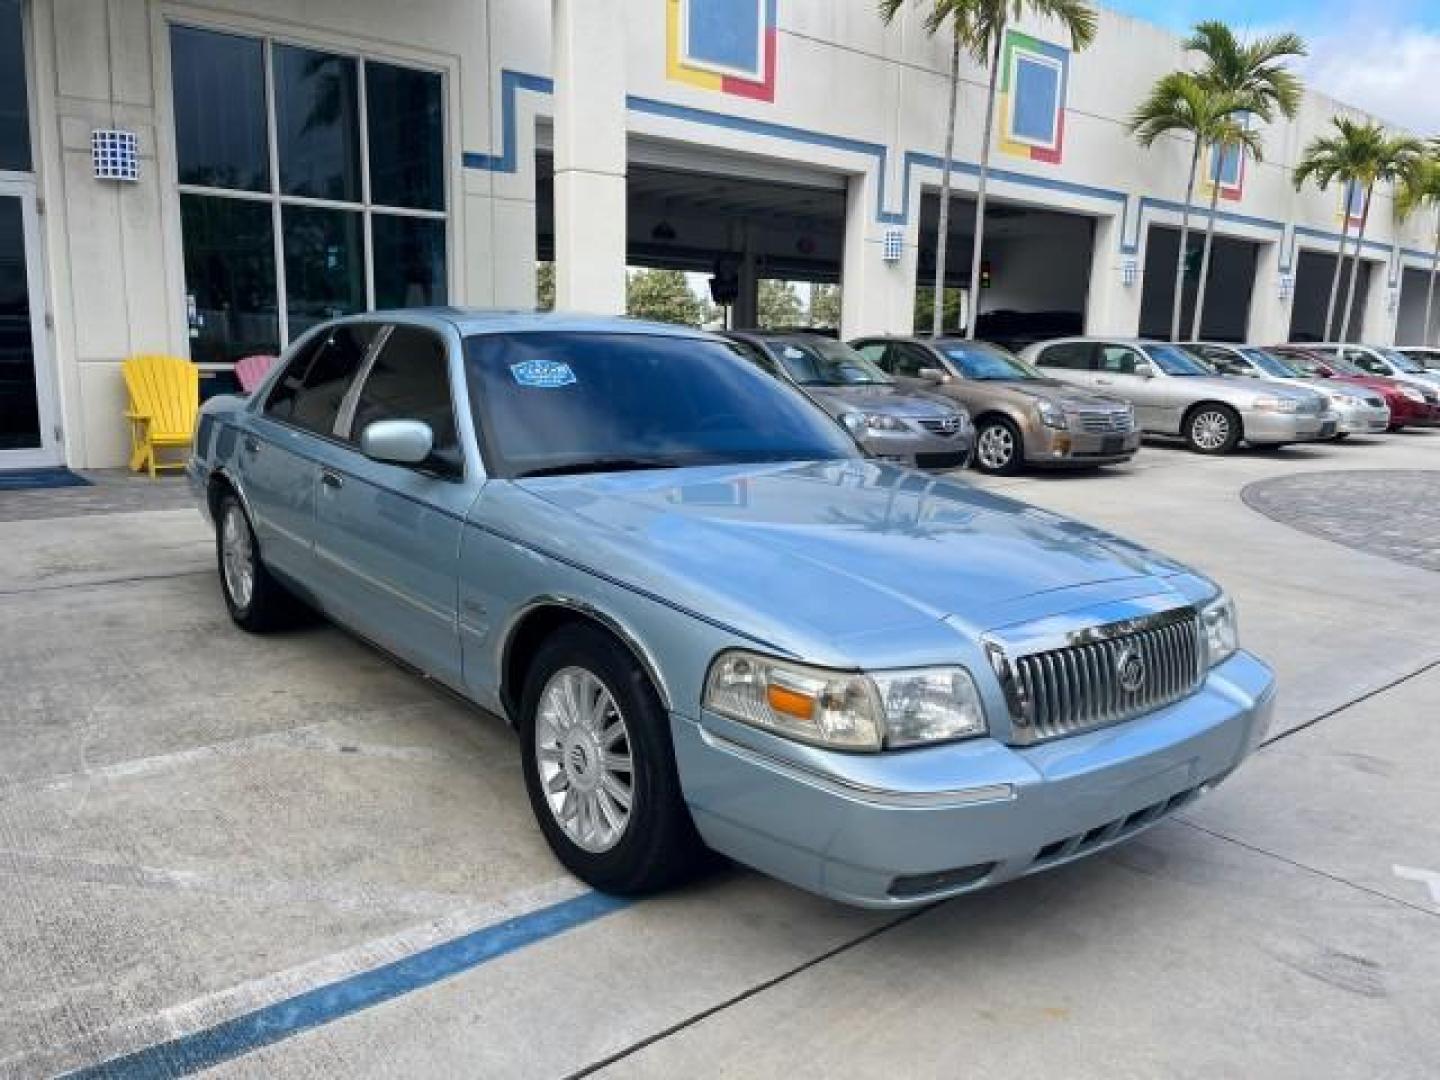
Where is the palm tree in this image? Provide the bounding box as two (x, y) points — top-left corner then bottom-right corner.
(879, 1), (1098, 339)
(1129, 73), (1247, 341)
(1398, 148), (1440, 345)
(879, 1), (971, 337)
(1184, 22), (1305, 339)
(1189, 118), (1264, 340)
(1294, 119), (1422, 341)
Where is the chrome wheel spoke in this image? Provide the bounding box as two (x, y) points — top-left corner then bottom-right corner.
(535, 666), (635, 853)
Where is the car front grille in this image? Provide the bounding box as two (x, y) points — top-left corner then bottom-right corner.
(1075, 410), (1132, 434)
(1295, 397), (1324, 416)
(1365, 396), (1385, 408)
(994, 608), (1205, 745)
(918, 416), (964, 437)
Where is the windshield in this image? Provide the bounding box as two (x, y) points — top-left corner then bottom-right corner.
(770, 337), (892, 386)
(464, 332), (861, 478)
(1303, 349), (1364, 376)
(1241, 348), (1301, 378)
(1379, 348), (1424, 373)
(1147, 343), (1213, 376)
(940, 341), (1043, 380)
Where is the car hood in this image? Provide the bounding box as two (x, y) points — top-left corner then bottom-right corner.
(1164, 375), (1322, 402)
(803, 384), (958, 418)
(502, 460), (1192, 662)
(970, 380), (1128, 411)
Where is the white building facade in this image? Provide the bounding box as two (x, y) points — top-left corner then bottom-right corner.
(3, 0), (1437, 470)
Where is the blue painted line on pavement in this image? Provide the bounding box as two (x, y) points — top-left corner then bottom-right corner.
(64, 890), (630, 1079)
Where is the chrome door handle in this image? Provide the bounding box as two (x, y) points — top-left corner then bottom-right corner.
(320, 470), (344, 490)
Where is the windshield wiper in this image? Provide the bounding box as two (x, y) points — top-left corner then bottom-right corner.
(515, 457), (679, 479)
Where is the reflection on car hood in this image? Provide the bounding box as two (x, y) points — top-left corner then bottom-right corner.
(985, 381), (1129, 411)
(505, 461), (1189, 659)
(805, 384), (959, 418)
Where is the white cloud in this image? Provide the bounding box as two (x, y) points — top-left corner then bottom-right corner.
(1301, 25), (1440, 133)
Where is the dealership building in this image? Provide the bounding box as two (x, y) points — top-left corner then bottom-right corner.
(2, 0), (1437, 471)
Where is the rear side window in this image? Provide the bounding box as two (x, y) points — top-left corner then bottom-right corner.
(265, 323), (377, 435)
(1037, 342), (1094, 370)
(349, 325), (460, 469)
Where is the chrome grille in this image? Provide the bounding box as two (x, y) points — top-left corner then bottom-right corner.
(1295, 396), (1324, 416)
(1075, 411), (1131, 434)
(919, 416), (963, 437)
(998, 609), (1205, 745)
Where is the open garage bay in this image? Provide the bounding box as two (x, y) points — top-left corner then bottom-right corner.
(4, 439), (1440, 1077)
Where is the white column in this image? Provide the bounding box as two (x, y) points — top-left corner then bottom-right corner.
(551, 0), (626, 314)
(1360, 255), (1398, 344)
(840, 172), (917, 338)
(1247, 239), (1291, 344)
(1084, 214), (1141, 336)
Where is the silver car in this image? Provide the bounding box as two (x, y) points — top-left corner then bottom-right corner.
(725, 332), (972, 470)
(1021, 337), (1336, 454)
(1183, 342), (1390, 438)
(188, 310), (1274, 909)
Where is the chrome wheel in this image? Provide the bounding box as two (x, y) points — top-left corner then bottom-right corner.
(220, 503), (255, 610)
(976, 423), (1016, 471)
(535, 667), (634, 854)
(1191, 410), (1231, 451)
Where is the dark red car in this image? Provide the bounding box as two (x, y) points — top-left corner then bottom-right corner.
(1268, 345), (1440, 431)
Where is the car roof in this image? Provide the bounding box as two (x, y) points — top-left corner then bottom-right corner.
(328, 307), (718, 341)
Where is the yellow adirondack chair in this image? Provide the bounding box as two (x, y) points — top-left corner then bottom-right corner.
(123, 354), (198, 477)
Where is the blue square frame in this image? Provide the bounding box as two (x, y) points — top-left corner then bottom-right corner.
(683, 0), (765, 79)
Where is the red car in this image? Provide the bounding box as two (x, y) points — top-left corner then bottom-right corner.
(1268, 345), (1440, 431)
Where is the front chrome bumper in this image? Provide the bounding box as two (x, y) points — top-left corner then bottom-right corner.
(1332, 402), (1391, 435)
(1241, 410), (1334, 443)
(1027, 424), (1142, 465)
(862, 426), (973, 470)
(673, 650), (1275, 908)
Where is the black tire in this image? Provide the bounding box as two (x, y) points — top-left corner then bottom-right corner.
(972, 416), (1025, 476)
(1388, 424), (1405, 433)
(1184, 404), (1241, 455)
(519, 624), (703, 896)
(1331, 432), (1349, 442)
(215, 490), (303, 632)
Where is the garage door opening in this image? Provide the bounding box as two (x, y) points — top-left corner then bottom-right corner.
(1139, 226), (1258, 342)
(917, 193), (1094, 347)
(1396, 265), (1437, 346)
(1288, 248), (1372, 343)
(536, 148), (846, 330)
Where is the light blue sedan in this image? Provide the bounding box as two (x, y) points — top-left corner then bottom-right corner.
(189, 310), (1276, 908)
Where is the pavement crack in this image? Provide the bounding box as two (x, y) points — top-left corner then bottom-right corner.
(1260, 655), (1440, 750)
(0, 568), (212, 596)
(562, 905), (935, 1079)
(1174, 818), (1439, 920)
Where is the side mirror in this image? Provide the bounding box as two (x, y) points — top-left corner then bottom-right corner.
(360, 419), (434, 466)
(1134, 362), (1156, 379)
(918, 366), (950, 384)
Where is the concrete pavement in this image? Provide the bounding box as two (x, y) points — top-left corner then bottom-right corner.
(2, 439), (1438, 1078)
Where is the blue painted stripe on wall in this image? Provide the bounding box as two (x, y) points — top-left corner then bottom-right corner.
(63, 890), (629, 1079)
(461, 67), (1429, 265)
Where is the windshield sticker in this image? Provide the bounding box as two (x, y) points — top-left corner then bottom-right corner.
(782, 346), (806, 360)
(510, 360), (576, 388)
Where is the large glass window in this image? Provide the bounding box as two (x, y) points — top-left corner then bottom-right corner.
(0, 0), (32, 173)
(180, 195), (279, 365)
(171, 25), (447, 368)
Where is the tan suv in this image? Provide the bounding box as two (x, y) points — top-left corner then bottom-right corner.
(852, 337), (1139, 474)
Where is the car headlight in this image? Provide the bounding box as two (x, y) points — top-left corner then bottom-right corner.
(846, 412), (908, 433)
(1400, 386), (1426, 403)
(1200, 594), (1238, 667)
(703, 651), (987, 751)
(1252, 396), (1300, 413)
(1035, 398), (1068, 430)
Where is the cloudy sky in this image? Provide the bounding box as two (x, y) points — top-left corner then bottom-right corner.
(1107, 0), (1439, 133)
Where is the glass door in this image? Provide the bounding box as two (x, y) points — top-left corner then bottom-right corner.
(0, 179), (58, 467)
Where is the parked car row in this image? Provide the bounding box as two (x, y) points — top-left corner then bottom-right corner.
(723, 329), (1437, 469)
(190, 309), (1275, 909)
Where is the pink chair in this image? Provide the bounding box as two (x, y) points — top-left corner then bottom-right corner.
(235, 354), (278, 395)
